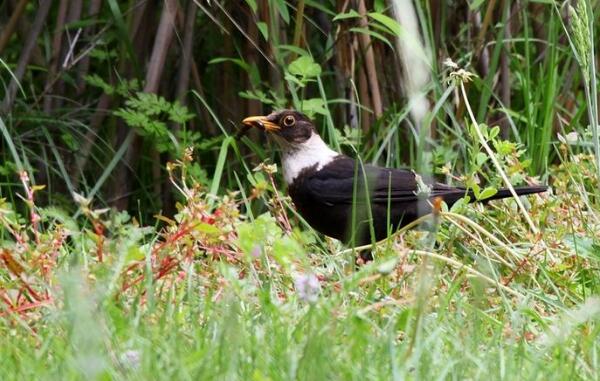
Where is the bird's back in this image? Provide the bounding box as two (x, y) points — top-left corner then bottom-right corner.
(287, 156), (545, 246)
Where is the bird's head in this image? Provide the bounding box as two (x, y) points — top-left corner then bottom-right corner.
(242, 109), (338, 183)
(242, 110), (316, 149)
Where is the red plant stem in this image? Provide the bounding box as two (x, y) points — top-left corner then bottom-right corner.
(93, 221), (105, 262)
(0, 298), (52, 318)
(19, 171), (40, 245)
(267, 173), (292, 232)
(0, 292), (14, 309)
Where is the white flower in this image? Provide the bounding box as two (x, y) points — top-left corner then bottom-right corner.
(294, 273), (320, 303)
(119, 349), (141, 370)
(443, 58), (459, 69)
(557, 132), (579, 144)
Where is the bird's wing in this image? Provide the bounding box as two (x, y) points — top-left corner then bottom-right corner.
(303, 157), (467, 205)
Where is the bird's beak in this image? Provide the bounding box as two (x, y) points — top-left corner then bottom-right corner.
(242, 115), (280, 132)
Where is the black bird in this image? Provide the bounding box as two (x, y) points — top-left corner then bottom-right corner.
(242, 110), (547, 247)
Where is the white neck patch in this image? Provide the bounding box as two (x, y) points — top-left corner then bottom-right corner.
(278, 133), (339, 184)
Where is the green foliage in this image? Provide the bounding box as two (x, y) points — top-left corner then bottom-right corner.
(84, 74), (140, 96)
(1, 154), (600, 379)
(115, 92), (195, 153)
(3, 1), (600, 378)
(286, 55), (322, 87)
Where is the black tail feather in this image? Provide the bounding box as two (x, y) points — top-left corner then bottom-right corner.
(478, 185), (547, 202)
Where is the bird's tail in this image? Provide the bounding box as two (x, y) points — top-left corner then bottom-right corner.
(478, 185), (547, 202)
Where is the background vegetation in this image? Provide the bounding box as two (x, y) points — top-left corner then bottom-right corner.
(1, 0), (600, 379)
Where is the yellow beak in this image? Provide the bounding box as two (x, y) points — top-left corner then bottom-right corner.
(242, 115), (280, 132)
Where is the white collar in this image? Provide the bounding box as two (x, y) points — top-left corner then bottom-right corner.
(278, 133), (338, 184)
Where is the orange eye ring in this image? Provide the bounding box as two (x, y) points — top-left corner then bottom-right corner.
(283, 115), (296, 127)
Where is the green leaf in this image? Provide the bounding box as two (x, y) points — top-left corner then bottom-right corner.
(450, 196), (470, 213)
(237, 213), (281, 255)
(126, 245), (146, 262)
(349, 27), (393, 49)
(244, 0), (257, 12)
(239, 90), (274, 104)
(168, 101), (195, 124)
(195, 223), (221, 236)
(489, 126), (500, 140)
(494, 140), (516, 156)
(288, 56), (322, 78)
(84, 74), (114, 94)
(278, 44), (310, 57)
(368, 12), (403, 37)
(478, 187), (498, 200)
(257, 21), (269, 40)
(209, 137), (233, 203)
(208, 57), (251, 73)
(476, 152), (489, 167)
(468, 181), (481, 199)
(333, 10), (361, 21)
(469, 0), (485, 10)
(300, 98), (328, 118)
(274, 0), (290, 23)
(284, 73), (306, 87)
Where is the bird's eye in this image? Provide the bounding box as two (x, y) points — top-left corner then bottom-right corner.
(283, 115), (296, 127)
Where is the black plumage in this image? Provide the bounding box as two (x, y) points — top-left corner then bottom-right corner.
(242, 110), (547, 246)
(288, 155), (545, 245)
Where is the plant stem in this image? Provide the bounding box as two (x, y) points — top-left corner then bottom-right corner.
(291, 0), (305, 59)
(459, 81), (540, 236)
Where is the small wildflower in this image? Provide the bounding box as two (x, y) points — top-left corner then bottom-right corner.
(294, 273), (320, 303)
(183, 146), (194, 162)
(557, 132), (579, 145)
(72, 192), (91, 207)
(439, 162), (452, 175)
(119, 349), (141, 370)
(449, 68), (476, 84)
(253, 162), (278, 174)
(19, 171), (29, 183)
(251, 245), (261, 258)
(443, 57), (459, 69)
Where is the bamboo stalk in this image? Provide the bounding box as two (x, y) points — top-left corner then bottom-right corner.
(76, 0), (104, 94)
(0, 0), (29, 54)
(357, 0), (383, 119)
(175, 0), (198, 106)
(1, 0), (52, 114)
(43, 0), (69, 113)
(290, 0), (305, 60)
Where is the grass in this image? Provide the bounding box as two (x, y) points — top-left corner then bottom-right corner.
(2, 2), (600, 380)
(1, 140), (600, 380)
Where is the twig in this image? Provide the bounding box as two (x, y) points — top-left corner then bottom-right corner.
(61, 28), (83, 69)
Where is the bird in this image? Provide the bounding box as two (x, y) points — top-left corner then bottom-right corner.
(241, 110), (547, 247)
